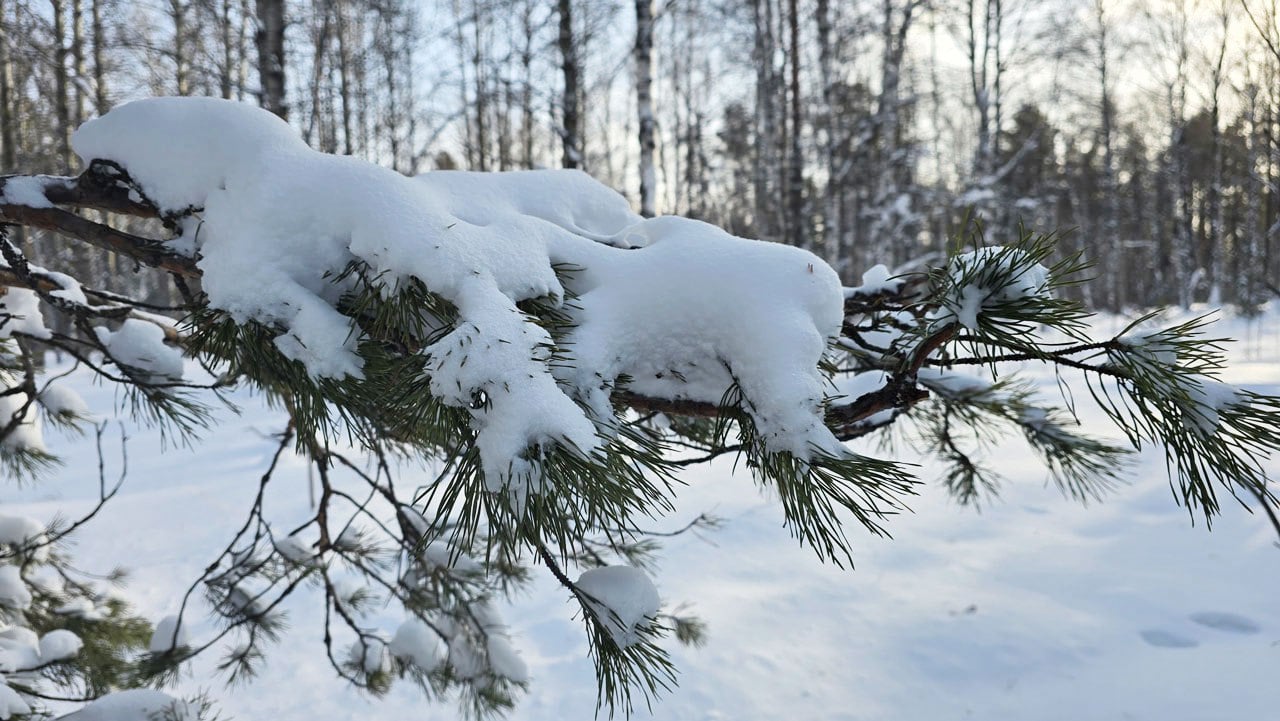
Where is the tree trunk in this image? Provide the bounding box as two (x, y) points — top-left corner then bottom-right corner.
(0, 0), (15, 169)
(519, 0), (534, 168)
(335, 0), (353, 154)
(255, 0), (286, 119)
(170, 0), (188, 95)
(874, 0), (920, 266)
(473, 0), (489, 171)
(1205, 5), (1230, 305)
(751, 0), (777, 239)
(219, 0), (234, 98)
(557, 0), (582, 169)
(382, 14), (400, 171)
(991, 0), (1003, 163)
(635, 0), (655, 217)
(52, 0), (73, 167)
(91, 0), (108, 112)
(785, 0), (803, 247)
(1095, 0), (1118, 309)
(1243, 80), (1262, 309)
(815, 0), (838, 261)
(71, 0), (85, 124)
(449, 0), (474, 166)
(967, 0), (992, 179)
(498, 79), (512, 171)
(306, 0), (332, 146)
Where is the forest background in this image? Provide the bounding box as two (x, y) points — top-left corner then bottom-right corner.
(3, 0), (1279, 311)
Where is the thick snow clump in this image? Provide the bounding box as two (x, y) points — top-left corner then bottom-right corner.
(149, 614), (191, 653)
(72, 97), (847, 495)
(576, 565), (661, 648)
(59, 689), (199, 720)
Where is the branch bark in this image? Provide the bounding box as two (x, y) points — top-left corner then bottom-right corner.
(0, 165), (197, 277)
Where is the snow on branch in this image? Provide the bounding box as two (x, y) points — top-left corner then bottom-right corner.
(0, 165), (195, 278)
(5, 97), (895, 512)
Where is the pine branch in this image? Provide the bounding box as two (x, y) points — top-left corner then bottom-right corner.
(1, 163), (197, 276)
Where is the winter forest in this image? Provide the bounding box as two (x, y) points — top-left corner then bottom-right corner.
(1, 0), (1280, 719)
(1, 0), (1278, 309)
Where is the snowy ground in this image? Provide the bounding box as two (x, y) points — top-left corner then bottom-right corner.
(8, 306), (1280, 721)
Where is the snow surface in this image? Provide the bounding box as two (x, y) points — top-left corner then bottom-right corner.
(0, 176), (53, 209)
(843, 264), (902, 298)
(0, 514), (43, 547)
(150, 615), (191, 653)
(917, 367), (996, 399)
(0, 378), (43, 455)
(38, 629), (83, 662)
(346, 636), (391, 675)
(576, 566), (661, 648)
(59, 689), (196, 720)
(1118, 328), (1180, 366)
(0, 567), (30, 610)
(38, 382), (90, 419)
(53, 598), (104, 620)
(0, 627), (39, 673)
(1181, 378), (1241, 435)
(94, 318), (186, 382)
(274, 535), (318, 566)
(0, 684), (29, 720)
(389, 619), (443, 671)
(0, 289), (50, 341)
(420, 541), (482, 575)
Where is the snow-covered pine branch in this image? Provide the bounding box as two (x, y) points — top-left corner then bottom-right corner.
(0, 96), (1278, 718)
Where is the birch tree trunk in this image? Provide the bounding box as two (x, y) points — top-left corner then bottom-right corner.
(519, 0), (534, 168)
(71, 0), (85, 124)
(751, 0), (778, 239)
(335, 0), (353, 154)
(91, 0), (108, 112)
(255, 0), (287, 119)
(219, 0), (234, 98)
(557, 0), (582, 169)
(0, 0), (14, 169)
(1094, 0), (1118, 309)
(52, 0), (73, 166)
(1205, 2), (1230, 305)
(815, 0), (838, 261)
(635, 0), (656, 217)
(785, 0), (804, 248)
(170, 0), (189, 95)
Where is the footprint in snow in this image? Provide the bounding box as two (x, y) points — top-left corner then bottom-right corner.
(1189, 611), (1261, 634)
(1139, 629), (1198, 649)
